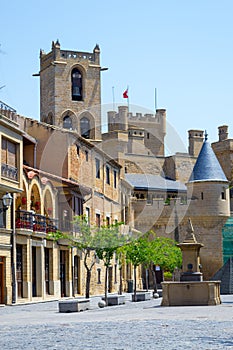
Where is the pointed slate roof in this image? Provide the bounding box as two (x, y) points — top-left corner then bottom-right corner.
(189, 137), (228, 183)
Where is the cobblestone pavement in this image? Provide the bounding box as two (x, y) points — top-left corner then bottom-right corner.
(1, 294), (233, 349)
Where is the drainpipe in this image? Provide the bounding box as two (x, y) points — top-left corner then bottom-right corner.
(34, 141), (38, 168)
(71, 246), (75, 297)
(11, 193), (16, 304)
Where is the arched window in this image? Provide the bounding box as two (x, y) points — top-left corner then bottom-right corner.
(72, 68), (82, 101)
(63, 115), (73, 130)
(80, 117), (90, 138)
(47, 113), (53, 125)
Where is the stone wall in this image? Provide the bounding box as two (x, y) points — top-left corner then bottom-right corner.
(212, 139), (233, 182)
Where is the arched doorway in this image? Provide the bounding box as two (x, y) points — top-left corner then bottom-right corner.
(73, 255), (81, 295)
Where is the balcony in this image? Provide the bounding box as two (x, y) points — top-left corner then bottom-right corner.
(1, 163), (18, 181)
(16, 210), (58, 234)
(0, 100), (17, 122)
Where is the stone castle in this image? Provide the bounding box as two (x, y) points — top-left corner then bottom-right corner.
(0, 40), (232, 304)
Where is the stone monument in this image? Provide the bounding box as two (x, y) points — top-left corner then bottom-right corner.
(161, 219), (221, 306)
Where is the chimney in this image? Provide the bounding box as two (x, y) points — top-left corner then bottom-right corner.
(188, 130), (204, 157)
(218, 125), (228, 142)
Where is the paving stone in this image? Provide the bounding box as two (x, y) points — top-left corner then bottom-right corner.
(0, 294), (233, 349)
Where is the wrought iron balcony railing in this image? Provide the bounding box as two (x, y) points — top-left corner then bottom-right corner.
(0, 100), (17, 122)
(1, 163), (18, 181)
(15, 210), (58, 233)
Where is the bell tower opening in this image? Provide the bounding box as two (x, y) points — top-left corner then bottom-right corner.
(71, 68), (82, 101)
(63, 115), (73, 130)
(80, 117), (90, 138)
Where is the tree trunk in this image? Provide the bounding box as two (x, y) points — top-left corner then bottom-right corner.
(119, 267), (123, 295)
(133, 265), (137, 302)
(145, 268), (149, 291)
(151, 268), (158, 294)
(105, 266), (109, 306)
(86, 269), (91, 298)
(84, 249), (96, 299)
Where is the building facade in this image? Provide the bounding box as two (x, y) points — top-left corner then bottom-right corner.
(0, 41), (232, 304)
(0, 103), (23, 304)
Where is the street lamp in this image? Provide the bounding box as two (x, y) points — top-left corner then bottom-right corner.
(1, 192), (13, 212)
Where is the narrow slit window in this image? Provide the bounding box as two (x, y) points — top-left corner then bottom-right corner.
(95, 159), (100, 179)
(106, 165), (110, 185)
(96, 213), (101, 227)
(85, 150), (88, 161)
(97, 268), (101, 284)
(113, 170), (117, 188)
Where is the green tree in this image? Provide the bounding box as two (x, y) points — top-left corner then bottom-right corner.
(143, 231), (182, 294)
(94, 222), (129, 305)
(49, 215), (98, 298)
(124, 237), (149, 301)
(49, 217), (132, 301)
(124, 232), (182, 300)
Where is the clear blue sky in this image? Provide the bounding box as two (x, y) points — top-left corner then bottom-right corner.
(1, 0), (233, 152)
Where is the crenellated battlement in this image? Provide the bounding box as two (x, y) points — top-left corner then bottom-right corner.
(128, 109), (166, 123)
(107, 106), (166, 156)
(108, 107), (166, 132)
(40, 40), (100, 71)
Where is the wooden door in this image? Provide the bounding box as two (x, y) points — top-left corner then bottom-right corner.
(60, 251), (66, 297)
(73, 255), (80, 295)
(108, 266), (113, 293)
(16, 246), (23, 298)
(32, 246), (37, 297)
(45, 248), (50, 295)
(0, 259), (4, 304)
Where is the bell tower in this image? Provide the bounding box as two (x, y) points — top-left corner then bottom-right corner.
(39, 40), (102, 140)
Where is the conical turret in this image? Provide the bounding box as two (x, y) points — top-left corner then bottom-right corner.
(189, 132), (228, 183)
(187, 132), (229, 217)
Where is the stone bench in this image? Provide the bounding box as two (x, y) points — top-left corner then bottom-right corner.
(102, 295), (125, 306)
(132, 291), (151, 302)
(59, 299), (90, 313)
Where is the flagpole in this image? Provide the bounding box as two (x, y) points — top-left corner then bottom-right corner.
(155, 88), (157, 111)
(123, 86), (129, 111)
(112, 86), (115, 111)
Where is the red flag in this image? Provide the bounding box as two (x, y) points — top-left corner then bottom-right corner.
(123, 89), (128, 99)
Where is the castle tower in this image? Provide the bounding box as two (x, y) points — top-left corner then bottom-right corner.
(186, 132), (230, 279)
(106, 106), (166, 157)
(39, 40), (102, 140)
(128, 108), (166, 157)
